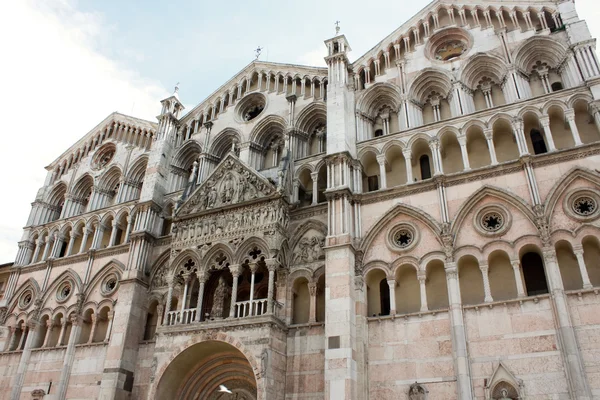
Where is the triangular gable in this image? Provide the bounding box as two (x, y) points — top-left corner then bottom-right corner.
(176, 153), (278, 218)
(46, 112), (157, 169)
(351, 0), (559, 67)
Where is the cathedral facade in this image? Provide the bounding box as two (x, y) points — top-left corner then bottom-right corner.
(2, 0), (600, 399)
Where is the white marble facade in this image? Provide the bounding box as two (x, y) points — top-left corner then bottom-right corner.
(2, 0), (600, 399)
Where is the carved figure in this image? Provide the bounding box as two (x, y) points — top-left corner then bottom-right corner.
(260, 348), (268, 377)
(221, 174), (235, 204)
(207, 186), (217, 208)
(498, 389), (511, 400)
(409, 383), (426, 400)
(210, 277), (230, 319)
(293, 235), (325, 263)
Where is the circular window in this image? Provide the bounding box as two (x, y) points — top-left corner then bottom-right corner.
(564, 189), (600, 221)
(474, 205), (511, 237)
(426, 28), (472, 63)
(481, 212), (504, 232)
(92, 144), (116, 170)
(573, 196), (597, 216)
(101, 274), (119, 296)
(56, 281), (73, 302)
(235, 93), (266, 123)
(387, 223), (419, 252)
(19, 290), (33, 309)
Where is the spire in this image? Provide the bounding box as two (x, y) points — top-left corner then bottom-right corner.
(173, 82), (180, 100)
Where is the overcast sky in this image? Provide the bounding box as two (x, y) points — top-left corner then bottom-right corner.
(0, 0), (598, 262)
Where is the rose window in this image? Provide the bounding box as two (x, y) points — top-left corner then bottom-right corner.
(393, 229), (414, 248)
(481, 212), (503, 232)
(57, 281), (72, 301)
(573, 196), (597, 216)
(92, 144), (116, 170)
(102, 274), (119, 296)
(20, 290), (33, 309)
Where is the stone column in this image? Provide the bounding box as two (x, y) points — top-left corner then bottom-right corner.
(403, 149), (413, 183)
(55, 314), (83, 400)
(566, 110), (583, 146)
(308, 282), (317, 323)
(418, 273), (428, 312)
(430, 139), (443, 175)
(162, 278), (174, 325)
(87, 313), (98, 343)
(539, 116), (557, 152)
(228, 265), (240, 319)
(457, 135), (470, 171)
(108, 220), (119, 247)
(311, 172), (319, 205)
(57, 320), (68, 346)
(249, 263), (257, 305)
(387, 278), (397, 315)
(376, 155), (387, 189)
(542, 246), (592, 398)
(79, 227), (91, 254)
(485, 130), (498, 165)
(480, 264), (493, 303)
(444, 262), (474, 399)
(42, 320), (54, 348)
(266, 259), (278, 313)
(104, 311), (114, 342)
(573, 246), (593, 289)
(41, 236), (52, 261)
(5, 327), (17, 352)
(32, 238), (43, 263)
(10, 319), (42, 400)
(65, 232), (77, 257)
(180, 274), (191, 321)
(511, 260), (526, 297)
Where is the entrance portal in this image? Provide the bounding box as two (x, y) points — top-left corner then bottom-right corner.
(156, 340), (257, 400)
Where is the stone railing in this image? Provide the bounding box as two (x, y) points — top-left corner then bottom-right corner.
(164, 299), (284, 327)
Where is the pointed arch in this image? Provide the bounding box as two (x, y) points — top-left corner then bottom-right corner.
(544, 167), (600, 221)
(235, 237), (270, 264)
(296, 102), (327, 135)
(202, 243), (235, 270)
(512, 36), (568, 73)
(250, 115), (287, 148)
(289, 219), (328, 251)
(8, 278), (41, 314)
(450, 185), (537, 236)
(408, 68), (453, 104)
(210, 128), (241, 160)
(172, 140), (202, 170)
(361, 203), (442, 253)
(41, 269), (83, 306)
(460, 52), (509, 90)
(97, 165), (123, 191)
(126, 155), (148, 183)
(171, 249), (202, 273)
(70, 174), (94, 198)
(83, 259), (125, 299)
(46, 181), (67, 207)
(356, 83), (402, 117)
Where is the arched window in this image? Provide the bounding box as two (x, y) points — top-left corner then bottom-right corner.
(551, 82), (563, 92)
(379, 279), (390, 316)
(530, 129), (548, 155)
(420, 155), (432, 180)
(521, 252), (549, 296)
(374, 129), (384, 138)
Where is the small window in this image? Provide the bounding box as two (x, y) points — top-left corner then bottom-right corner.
(374, 129), (384, 138)
(367, 176), (379, 192)
(521, 252), (549, 296)
(551, 82), (563, 92)
(420, 155), (432, 180)
(530, 129), (548, 155)
(379, 279), (390, 316)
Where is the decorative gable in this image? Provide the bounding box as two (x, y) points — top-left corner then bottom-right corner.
(176, 154), (277, 217)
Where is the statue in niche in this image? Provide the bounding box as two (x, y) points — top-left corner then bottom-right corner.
(207, 186), (218, 208)
(408, 383), (426, 400)
(221, 174), (236, 204)
(210, 276), (230, 319)
(497, 389), (511, 400)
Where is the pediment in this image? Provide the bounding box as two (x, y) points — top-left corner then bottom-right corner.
(176, 153), (277, 217)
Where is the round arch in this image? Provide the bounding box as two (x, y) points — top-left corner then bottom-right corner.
(155, 339), (259, 400)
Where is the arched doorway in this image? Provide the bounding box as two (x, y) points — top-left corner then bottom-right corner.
(156, 341), (258, 400)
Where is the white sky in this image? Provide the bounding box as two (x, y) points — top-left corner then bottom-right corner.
(0, 0), (598, 263)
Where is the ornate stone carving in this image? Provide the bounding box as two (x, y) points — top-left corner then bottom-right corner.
(0, 307), (7, 325)
(172, 200), (288, 249)
(177, 155), (275, 216)
(210, 277), (230, 319)
(408, 382), (427, 400)
(293, 235), (325, 264)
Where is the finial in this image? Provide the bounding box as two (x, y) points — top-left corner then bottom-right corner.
(173, 82), (180, 99)
(255, 46), (263, 60)
(335, 20), (340, 35)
